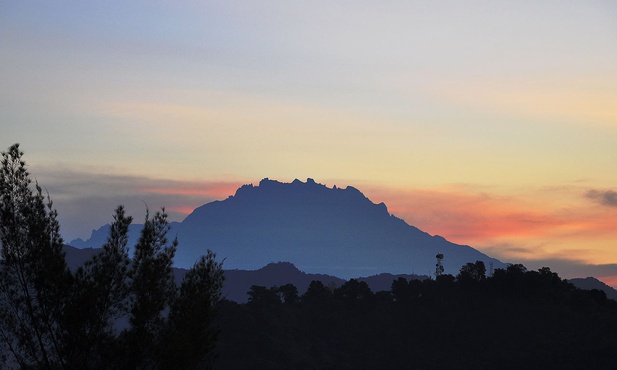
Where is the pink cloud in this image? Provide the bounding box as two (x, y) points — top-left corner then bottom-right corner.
(362, 183), (617, 286)
(364, 186), (561, 242)
(361, 184), (617, 267)
(598, 275), (617, 289)
(140, 181), (243, 199)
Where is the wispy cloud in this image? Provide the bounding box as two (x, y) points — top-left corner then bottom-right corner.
(361, 183), (617, 284)
(31, 165), (245, 240)
(587, 189), (617, 207)
(363, 185), (576, 243)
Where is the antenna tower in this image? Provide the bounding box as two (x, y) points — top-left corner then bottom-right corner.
(435, 253), (444, 278)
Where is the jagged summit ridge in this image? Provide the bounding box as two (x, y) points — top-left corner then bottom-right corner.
(229, 178), (376, 208)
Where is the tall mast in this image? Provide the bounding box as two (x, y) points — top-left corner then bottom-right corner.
(435, 253), (444, 278)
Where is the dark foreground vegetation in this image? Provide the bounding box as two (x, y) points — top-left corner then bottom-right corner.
(0, 144), (223, 369)
(214, 264), (617, 370)
(2, 144), (617, 369)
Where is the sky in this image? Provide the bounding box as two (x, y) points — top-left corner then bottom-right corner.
(2, 1), (617, 286)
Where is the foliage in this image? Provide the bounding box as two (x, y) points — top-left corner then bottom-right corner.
(0, 144), (224, 369)
(457, 260), (486, 284)
(0, 144), (71, 369)
(160, 252), (225, 370)
(214, 263), (617, 370)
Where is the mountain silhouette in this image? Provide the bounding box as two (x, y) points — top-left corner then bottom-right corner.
(221, 262), (345, 302)
(568, 277), (617, 301)
(70, 178), (505, 278)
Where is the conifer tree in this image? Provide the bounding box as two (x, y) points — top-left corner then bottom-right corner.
(63, 206), (132, 368)
(124, 209), (177, 368)
(0, 144), (225, 369)
(160, 251), (224, 369)
(0, 144), (71, 369)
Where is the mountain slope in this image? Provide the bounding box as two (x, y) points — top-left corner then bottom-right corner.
(222, 262), (346, 303)
(71, 178), (505, 278)
(569, 277), (617, 301)
(174, 178), (505, 277)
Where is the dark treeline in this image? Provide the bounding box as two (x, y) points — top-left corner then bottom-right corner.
(214, 262), (617, 370)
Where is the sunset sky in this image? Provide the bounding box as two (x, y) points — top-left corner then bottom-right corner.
(2, 1), (617, 286)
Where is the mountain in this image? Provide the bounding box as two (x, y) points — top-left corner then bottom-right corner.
(569, 277), (617, 301)
(70, 178), (505, 278)
(69, 222), (180, 253)
(222, 262), (345, 303)
(358, 272), (428, 293)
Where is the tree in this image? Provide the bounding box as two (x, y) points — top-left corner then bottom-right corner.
(391, 277), (430, 303)
(0, 144), (225, 369)
(123, 209), (178, 369)
(301, 280), (333, 305)
(63, 206), (132, 368)
(278, 283), (299, 305)
(457, 261), (486, 284)
(334, 279), (373, 303)
(160, 251), (224, 370)
(247, 285), (281, 307)
(0, 144), (72, 369)
(506, 263), (527, 275)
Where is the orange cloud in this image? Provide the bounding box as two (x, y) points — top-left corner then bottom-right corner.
(165, 206), (201, 216)
(369, 186), (617, 244)
(141, 181), (243, 199)
(364, 186), (557, 241)
(361, 184), (617, 271)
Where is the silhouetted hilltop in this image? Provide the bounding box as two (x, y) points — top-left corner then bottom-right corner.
(358, 272), (428, 292)
(69, 223), (177, 256)
(71, 178), (505, 278)
(222, 262), (346, 302)
(63, 245), (102, 271)
(569, 277), (617, 301)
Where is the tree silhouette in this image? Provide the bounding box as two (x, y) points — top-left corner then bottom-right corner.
(301, 280), (333, 305)
(278, 283), (299, 305)
(0, 144), (225, 369)
(63, 205), (132, 367)
(160, 251), (225, 370)
(0, 144), (71, 369)
(124, 209), (178, 368)
(457, 260), (486, 284)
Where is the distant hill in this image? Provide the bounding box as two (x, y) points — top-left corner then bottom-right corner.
(63, 245), (102, 271)
(569, 277), (617, 301)
(63, 247), (420, 303)
(358, 272), (428, 293)
(63, 246), (616, 303)
(70, 178), (505, 278)
(222, 262), (345, 302)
